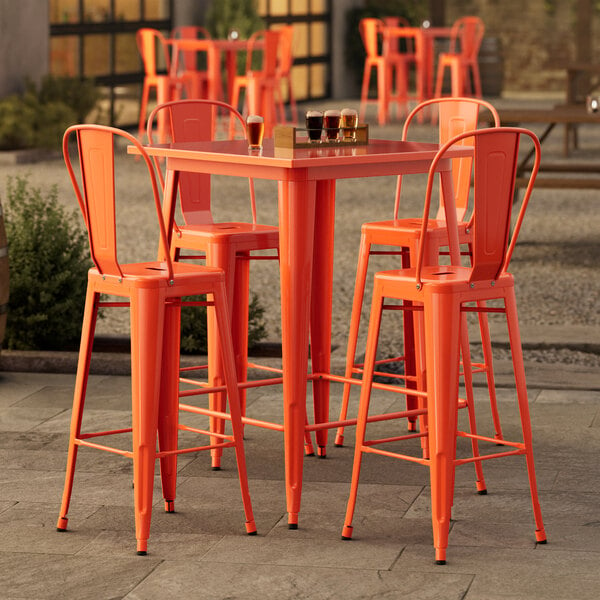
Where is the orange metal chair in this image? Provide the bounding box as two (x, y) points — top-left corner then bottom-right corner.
(341, 126), (547, 565)
(274, 24), (298, 124)
(146, 100), (292, 468)
(56, 124), (256, 555)
(230, 29), (282, 136)
(434, 16), (484, 98)
(382, 16), (418, 105)
(358, 18), (411, 125)
(335, 97), (502, 447)
(136, 28), (183, 140)
(171, 25), (221, 101)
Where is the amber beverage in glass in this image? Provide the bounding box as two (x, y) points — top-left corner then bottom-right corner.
(340, 108), (358, 141)
(246, 115), (264, 149)
(324, 109), (341, 142)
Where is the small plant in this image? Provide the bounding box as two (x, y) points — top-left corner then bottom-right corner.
(205, 0), (264, 40)
(0, 76), (100, 151)
(206, 0), (264, 73)
(179, 293), (267, 355)
(2, 175), (92, 351)
(35, 75), (101, 123)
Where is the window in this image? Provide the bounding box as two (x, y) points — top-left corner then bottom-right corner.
(259, 0), (331, 101)
(49, 0), (331, 126)
(49, 0), (173, 127)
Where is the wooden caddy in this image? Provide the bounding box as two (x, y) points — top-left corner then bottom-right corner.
(274, 124), (369, 149)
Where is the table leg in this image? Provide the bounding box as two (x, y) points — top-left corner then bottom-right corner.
(224, 49), (238, 105)
(310, 179), (336, 457)
(207, 46), (223, 101)
(247, 75), (260, 117)
(278, 178), (317, 528)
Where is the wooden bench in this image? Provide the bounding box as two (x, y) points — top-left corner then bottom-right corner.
(491, 104), (600, 190)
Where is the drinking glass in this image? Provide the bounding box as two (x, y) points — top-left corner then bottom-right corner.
(340, 108), (358, 141)
(305, 110), (323, 143)
(247, 115), (264, 149)
(324, 109), (341, 142)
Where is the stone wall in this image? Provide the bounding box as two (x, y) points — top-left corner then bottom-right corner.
(447, 0), (598, 95)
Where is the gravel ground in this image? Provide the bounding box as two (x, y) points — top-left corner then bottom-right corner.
(2, 97), (599, 366)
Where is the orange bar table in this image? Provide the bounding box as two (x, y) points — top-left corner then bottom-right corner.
(420, 27), (453, 98)
(132, 137), (470, 528)
(169, 38), (262, 103)
(381, 26), (452, 123)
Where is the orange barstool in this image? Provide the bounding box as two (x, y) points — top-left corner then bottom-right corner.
(434, 16), (484, 98)
(335, 97), (503, 446)
(171, 25), (222, 101)
(229, 29), (282, 136)
(341, 126), (547, 565)
(382, 16), (418, 107)
(274, 24), (297, 124)
(56, 125), (256, 555)
(136, 28), (183, 141)
(358, 18), (411, 125)
(147, 100), (315, 467)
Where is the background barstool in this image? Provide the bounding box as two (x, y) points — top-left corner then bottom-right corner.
(336, 97), (503, 447)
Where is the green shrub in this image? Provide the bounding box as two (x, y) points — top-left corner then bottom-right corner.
(206, 0), (264, 72)
(2, 175), (91, 350)
(0, 93), (40, 150)
(179, 293), (267, 355)
(0, 76), (100, 151)
(2, 173), (267, 353)
(35, 75), (100, 123)
(206, 0), (264, 40)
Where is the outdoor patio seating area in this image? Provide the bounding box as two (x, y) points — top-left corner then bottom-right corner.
(1, 94), (599, 598)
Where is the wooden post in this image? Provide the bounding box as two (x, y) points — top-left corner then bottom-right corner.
(575, 0), (592, 98)
(429, 0), (445, 26)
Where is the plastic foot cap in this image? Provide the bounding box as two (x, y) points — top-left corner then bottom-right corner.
(165, 500), (175, 513)
(245, 521), (257, 535)
(477, 488), (488, 495)
(536, 530), (547, 543)
(334, 434), (344, 447)
(317, 446), (327, 459)
(342, 525), (353, 539)
(435, 559), (446, 565)
(211, 466), (221, 471)
(137, 550), (147, 556)
(56, 517), (68, 531)
(288, 523), (298, 530)
(407, 421), (417, 432)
